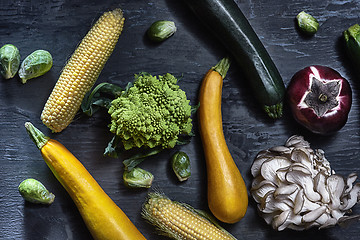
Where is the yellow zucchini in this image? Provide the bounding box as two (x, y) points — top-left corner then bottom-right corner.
(198, 58), (248, 223)
(25, 122), (146, 240)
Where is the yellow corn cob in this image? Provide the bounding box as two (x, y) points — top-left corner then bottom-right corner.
(142, 193), (237, 240)
(41, 8), (125, 132)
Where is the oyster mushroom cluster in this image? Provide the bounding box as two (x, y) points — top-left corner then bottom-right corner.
(251, 135), (360, 231)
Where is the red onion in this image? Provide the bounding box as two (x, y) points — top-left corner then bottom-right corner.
(287, 65), (352, 134)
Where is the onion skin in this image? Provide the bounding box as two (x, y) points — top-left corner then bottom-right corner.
(287, 65), (352, 135)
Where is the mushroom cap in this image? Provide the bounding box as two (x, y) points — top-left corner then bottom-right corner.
(250, 135), (360, 231)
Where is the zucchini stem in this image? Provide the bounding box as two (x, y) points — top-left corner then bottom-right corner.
(212, 57), (231, 79)
(264, 103), (283, 119)
(25, 122), (49, 150)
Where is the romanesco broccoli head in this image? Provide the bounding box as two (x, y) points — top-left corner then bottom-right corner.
(108, 73), (193, 150)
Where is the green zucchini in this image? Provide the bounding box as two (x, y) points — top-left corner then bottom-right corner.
(184, 0), (285, 118)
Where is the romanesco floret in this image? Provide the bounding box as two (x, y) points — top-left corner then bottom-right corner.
(108, 73), (192, 150)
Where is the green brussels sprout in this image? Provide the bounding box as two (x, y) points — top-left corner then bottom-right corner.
(296, 11), (319, 35)
(123, 167), (154, 188)
(171, 151), (191, 182)
(18, 178), (55, 204)
(18, 49), (53, 84)
(147, 20), (176, 42)
(0, 44), (21, 79)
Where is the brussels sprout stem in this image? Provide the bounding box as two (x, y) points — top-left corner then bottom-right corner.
(25, 122), (49, 150)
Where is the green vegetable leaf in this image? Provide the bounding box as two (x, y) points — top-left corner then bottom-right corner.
(104, 134), (192, 171)
(81, 82), (123, 116)
(123, 146), (163, 171)
(176, 135), (193, 145)
(120, 81), (133, 97)
(104, 135), (163, 170)
(191, 102), (200, 115)
(103, 135), (123, 158)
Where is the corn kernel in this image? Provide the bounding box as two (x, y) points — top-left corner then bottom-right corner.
(142, 193), (236, 240)
(41, 8), (124, 132)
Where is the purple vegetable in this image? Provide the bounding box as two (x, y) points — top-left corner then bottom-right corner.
(287, 65), (352, 134)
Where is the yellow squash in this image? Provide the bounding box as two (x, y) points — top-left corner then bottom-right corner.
(198, 58), (248, 223)
(25, 122), (146, 240)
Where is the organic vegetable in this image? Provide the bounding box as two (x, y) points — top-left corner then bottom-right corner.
(171, 151), (191, 182)
(18, 50), (52, 84)
(81, 73), (196, 169)
(344, 24), (360, 68)
(287, 65), (352, 135)
(184, 0), (285, 119)
(251, 135), (360, 231)
(198, 58), (248, 224)
(41, 8), (125, 133)
(147, 20), (176, 42)
(296, 11), (319, 35)
(25, 122), (146, 240)
(81, 82), (123, 116)
(108, 72), (193, 150)
(142, 192), (237, 240)
(0, 44), (20, 79)
(123, 167), (154, 188)
(18, 178), (55, 204)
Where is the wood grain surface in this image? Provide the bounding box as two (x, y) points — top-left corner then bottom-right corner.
(0, 0), (359, 239)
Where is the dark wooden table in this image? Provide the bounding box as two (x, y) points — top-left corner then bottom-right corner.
(1, 0), (359, 239)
